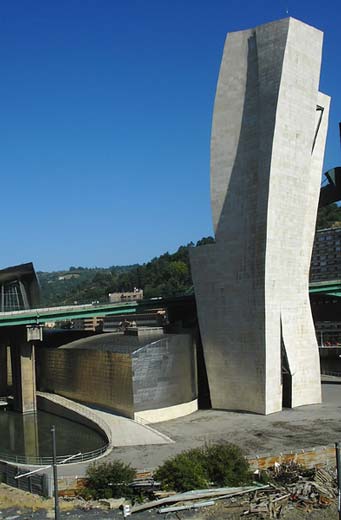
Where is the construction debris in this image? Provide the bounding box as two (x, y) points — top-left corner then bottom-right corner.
(235, 463), (336, 518)
(98, 497), (126, 510)
(129, 462), (337, 517)
(130, 484), (270, 514)
(158, 500), (215, 513)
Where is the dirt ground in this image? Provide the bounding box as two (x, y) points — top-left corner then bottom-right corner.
(0, 482), (79, 513)
(0, 484), (339, 520)
(202, 500), (340, 519)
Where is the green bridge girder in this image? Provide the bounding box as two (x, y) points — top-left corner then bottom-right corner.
(0, 302), (139, 328)
(0, 282), (340, 329)
(309, 280), (341, 298)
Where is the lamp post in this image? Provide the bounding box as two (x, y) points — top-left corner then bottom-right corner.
(14, 433), (81, 520)
(336, 442), (341, 520)
(51, 426), (60, 520)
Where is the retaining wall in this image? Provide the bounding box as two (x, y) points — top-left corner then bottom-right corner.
(248, 445), (336, 470)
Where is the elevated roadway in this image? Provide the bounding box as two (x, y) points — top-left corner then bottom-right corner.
(309, 279), (341, 298)
(0, 294), (196, 328)
(0, 301), (139, 328)
(0, 281), (339, 329)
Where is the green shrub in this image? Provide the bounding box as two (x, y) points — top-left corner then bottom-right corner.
(258, 469), (270, 484)
(155, 443), (250, 492)
(77, 487), (96, 501)
(101, 488), (114, 499)
(204, 443), (251, 486)
(154, 448), (209, 492)
(85, 460), (136, 499)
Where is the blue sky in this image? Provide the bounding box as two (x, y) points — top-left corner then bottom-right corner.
(1, 0), (340, 271)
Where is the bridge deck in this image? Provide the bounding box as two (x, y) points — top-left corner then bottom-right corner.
(0, 284), (339, 329)
(0, 301), (138, 327)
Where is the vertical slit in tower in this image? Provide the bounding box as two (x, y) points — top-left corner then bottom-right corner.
(281, 318), (292, 408)
(311, 105), (324, 153)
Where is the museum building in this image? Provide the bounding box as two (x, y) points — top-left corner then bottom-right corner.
(37, 327), (198, 423)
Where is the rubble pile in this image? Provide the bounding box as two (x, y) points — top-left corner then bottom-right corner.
(214, 463), (337, 518)
(266, 463), (336, 516)
(129, 462), (337, 517)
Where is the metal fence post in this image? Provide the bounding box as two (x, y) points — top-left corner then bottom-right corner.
(51, 426), (60, 520)
(335, 442), (341, 520)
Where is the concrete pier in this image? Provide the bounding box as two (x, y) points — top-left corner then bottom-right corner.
(11, 336), (37, 414)
(0, 344), (8, 396)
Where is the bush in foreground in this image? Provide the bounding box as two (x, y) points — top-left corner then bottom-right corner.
(154, 448), (209, 492)
(155, 443), (251, 492)
(84, 460), (136, 499)
(204, 443), (251, 486)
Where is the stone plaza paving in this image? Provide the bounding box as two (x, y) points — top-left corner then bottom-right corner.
(110, 377), (341, 472)
(56, 376), (341, 478)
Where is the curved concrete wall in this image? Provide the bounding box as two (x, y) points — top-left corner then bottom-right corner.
(134, 399), (198, 423)
(37, 393), (110, 445)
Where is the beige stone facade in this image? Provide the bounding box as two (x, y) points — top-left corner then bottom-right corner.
(108, 289), (143, 303)
(190, 18), (330, 414)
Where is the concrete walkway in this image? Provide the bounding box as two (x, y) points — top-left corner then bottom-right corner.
(87, 406), (173, 447)
(30, 393), (173, 479)
(37, 392), (173, 447)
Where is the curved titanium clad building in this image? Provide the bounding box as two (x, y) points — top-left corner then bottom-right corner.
(37, 329), (198, 422)
(190, 18), (330, 414)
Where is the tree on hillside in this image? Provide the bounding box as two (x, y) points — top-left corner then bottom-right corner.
(195, 236), (215, 247)
(316, 203), (341, 230)
(39, 237), (216, 305)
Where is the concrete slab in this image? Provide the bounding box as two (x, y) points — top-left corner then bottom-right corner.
(90, 407), (173, 447)
(108, 379), (341, 471)
(37, 391), (173, 449)
(45, 378), (341, 479)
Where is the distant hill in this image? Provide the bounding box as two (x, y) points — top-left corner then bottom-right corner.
(316, 203), (341, 230)
(38, 237), (214, 306)
(38, 264), (138, 306)
(39, 201), (336, 307)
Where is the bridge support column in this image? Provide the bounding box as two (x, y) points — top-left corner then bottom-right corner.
(11, 340), (37, 414)
(22, 413), (39, 460)
(0, 344), (8, 396)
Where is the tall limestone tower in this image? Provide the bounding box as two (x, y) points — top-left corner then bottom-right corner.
(190, 18), (330, 414)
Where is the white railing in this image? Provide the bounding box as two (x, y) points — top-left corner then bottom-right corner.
(0, 444), (109, 466)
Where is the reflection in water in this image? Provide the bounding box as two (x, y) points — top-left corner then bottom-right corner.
(0, 409), (106, 459)
(23, 413), (39, 459)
